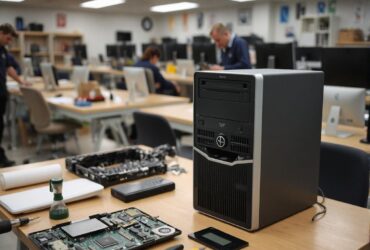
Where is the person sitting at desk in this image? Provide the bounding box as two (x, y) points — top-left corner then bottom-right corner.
(134, 47), (179, 96)
(209, 23), (251, 70)
(0, 23), (30, 167)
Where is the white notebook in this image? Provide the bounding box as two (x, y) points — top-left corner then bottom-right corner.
(0, 178), (104, 214)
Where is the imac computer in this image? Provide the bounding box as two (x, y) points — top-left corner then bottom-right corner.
(296, 47), (322, 61)
(71, 66), (89, 86)
(106, 45), (120, 58)
(322, 86), (365, 138)
(73, 44), (87, 60)
(321, 48), (370, 89)
(193, 35), (211, 44)
(120, 45), (136, 59)
(124, 67), (149, 102)
(255, 42), (295, 69)
(161, 37), (177, 44)
(116, 31), (132, 43)
(163, 43), (187, 61)
(22, 57), (34, 80)
(40, 62), (59, 91)
(192, 43), (217, 65)
(176, 59), (195, 77)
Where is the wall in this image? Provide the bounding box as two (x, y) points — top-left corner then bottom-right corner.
(0, 6), (162, 57)
(155, 2), (273, 43)
(272, 0), (370, 44)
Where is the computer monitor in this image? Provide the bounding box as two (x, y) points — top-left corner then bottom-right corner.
(22, 57), (34, 79)
(106, 45), (120, 58)
(322, 86), (365, 138)
(116, 31), (132, 42)
(40, 62), (58, 91)
(255, 42), (295, 69)
(321, 48), (370, 89)
(163, 43), (188, 61)
(120, 45), (136, 59)
(192, 43), (217, 64)
(73, 44), (87, 60)
(296, 47), (322, 61)
(124, 67), (149, 102)
(71, 66), (89, 86)
(161, 37), (177, 44)
(240, 34), (264, 47)
(193, 35), (211, 44)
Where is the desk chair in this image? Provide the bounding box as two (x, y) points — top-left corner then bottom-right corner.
(133, 112), (192, 159)
(71, 66), (89, 86)
(144, 68), (156, 93)
(20, 87), (81, 157)
(320, 142), (369, 208)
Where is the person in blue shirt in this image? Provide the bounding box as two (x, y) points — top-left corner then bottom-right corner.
(209, 23), (251, 70)
(0, 23), (29, 167)
(134, 47), (179, 96)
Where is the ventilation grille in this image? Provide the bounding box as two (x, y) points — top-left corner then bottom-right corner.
(194, 151), (252, 227)
(230, 135), (251, 155)
(197, 129), (215, 146)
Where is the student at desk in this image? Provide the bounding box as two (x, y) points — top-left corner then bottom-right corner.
(0, 23), (29, 167)
(134, 47), (180, 96)
(209, 23), (251, 70)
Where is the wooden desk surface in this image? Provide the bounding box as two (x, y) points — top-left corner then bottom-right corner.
(0, 158), (369, 250)
(56, 64), (125, 76)
(8, 82), (75, 96)
(162, 72), (193, 85)
(140, 104), (370, 154)
(43, 90), (189, 115)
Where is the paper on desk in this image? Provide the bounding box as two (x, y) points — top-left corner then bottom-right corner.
(0, 178), (104, 214)
(47, 97), (74, 104)
(6, 80), (19, 90)
(0, 164), (62, 190)
(58, 79), (70, 85)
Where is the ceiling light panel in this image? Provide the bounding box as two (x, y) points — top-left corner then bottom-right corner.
(150, 2), (199, 13)
(81, 0), (125, 9)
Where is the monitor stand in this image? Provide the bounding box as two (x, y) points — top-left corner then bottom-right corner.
(267, 55), (275, 68)
(322, 105), (353, 138)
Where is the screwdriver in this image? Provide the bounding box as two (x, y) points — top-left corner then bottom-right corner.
(0, 217), (39, 234)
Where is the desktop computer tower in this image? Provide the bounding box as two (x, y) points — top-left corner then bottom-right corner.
(193, 69), (324, 231)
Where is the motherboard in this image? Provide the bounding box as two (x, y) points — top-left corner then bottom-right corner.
(29, 207), (181, 250)
(65, 145), (176, 187)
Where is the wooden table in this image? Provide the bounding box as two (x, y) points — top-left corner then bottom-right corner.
(56, 64), (125, 77)
(0, 158), (369, 250)
(140, 103), (370, 154)
(162, 72), (193, 86)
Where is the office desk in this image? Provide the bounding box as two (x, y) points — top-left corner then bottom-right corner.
(162, 72), (194, 86)
(140, 104), (370, 154)
(56, 64), (125, 77)
(0, 158), (369, 250)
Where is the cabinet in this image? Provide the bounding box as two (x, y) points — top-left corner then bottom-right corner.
(51, 32), (83, 64)
(299, 15), (339, 47)
(10, 31), (83, 65)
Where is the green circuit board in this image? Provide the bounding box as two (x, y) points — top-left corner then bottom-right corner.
(28, 208), (181, 250)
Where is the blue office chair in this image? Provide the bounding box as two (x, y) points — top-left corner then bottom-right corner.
(133, 112), (192, 159)
(319, 142), (369, 208)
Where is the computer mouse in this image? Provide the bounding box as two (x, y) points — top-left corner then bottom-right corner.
(55, 93), (63, 97)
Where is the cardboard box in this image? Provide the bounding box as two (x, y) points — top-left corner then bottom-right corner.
(338, 29), (364, 43)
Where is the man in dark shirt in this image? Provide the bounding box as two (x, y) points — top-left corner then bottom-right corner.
(134, 47), (179, 96)
(0, 23), (28, 167)
(209, 23), (251, 70)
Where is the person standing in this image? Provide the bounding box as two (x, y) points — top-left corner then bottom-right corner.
(209, 23), (251, 70)
(0, 23), (29, 167)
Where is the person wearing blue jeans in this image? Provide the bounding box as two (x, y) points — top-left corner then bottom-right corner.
(209, 23), (251, 70)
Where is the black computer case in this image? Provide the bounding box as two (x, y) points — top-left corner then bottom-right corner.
(193, 69), (324, 231)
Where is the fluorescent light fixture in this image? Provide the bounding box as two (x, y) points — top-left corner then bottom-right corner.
(150, 2), (199, 13)
(81, 0), (125, 9)
(0, 0), (24, 2)
(231, 0), (255, 2)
